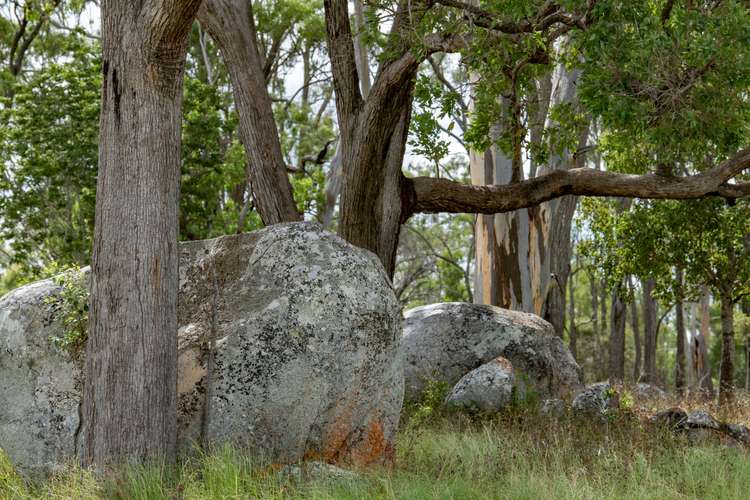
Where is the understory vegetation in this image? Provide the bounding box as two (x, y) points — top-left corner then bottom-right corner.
(4, 394), (750, 499)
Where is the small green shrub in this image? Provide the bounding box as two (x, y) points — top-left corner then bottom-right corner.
(44, 264), (89, 353)
(404, 379), (451, 428)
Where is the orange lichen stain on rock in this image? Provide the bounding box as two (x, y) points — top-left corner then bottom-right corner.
(350, 419), (394, 466)
(306, 405), (355, 463)
(305, 404), (394, 466)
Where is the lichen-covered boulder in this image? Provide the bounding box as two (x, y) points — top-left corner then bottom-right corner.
(445, 357), (517, 413)
(572, 382), (620, 420)
(176, 223), (403, 464)
(403, 303), (581, 402)
(0, 222), (403, 478)
(0, 280), (84, 480)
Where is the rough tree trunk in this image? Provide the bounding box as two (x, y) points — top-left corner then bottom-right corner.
(719, 290), (735, 404)
(675, 268), (686, 396)
(609, 284), (627, 381)
(697, 286), (715, 396)
(568, 270), (577, 359)
(642, 278), (658, 384)
(325, 0), (419, 276)
(198, 0), (300, 225)
(629, 277), (642, 381)
(83, 0), (201, 467)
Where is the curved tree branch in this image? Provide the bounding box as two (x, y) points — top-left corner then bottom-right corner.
(409, 146), (750, 215)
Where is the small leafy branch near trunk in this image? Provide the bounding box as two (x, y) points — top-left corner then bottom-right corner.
(44, 264), (89, 353)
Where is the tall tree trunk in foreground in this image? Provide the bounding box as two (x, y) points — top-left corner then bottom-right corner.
(83, 0), (201, 467)
(198, 0), (300, 225)
(629, 277), (642, 381)
(719, 289), (735, 404)
(609, 284), (627, 381)
(642, 278), (658, 384)
(675, 268), (687, 396)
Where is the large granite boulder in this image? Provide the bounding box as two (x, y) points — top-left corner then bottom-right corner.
(0, 222), (403, 478)
(403, 303), (581, 402)
(0, 279), (84, 479)
(444, 357), (517, 413)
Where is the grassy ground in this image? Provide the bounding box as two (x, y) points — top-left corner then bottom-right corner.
(3, 392), (750, 499)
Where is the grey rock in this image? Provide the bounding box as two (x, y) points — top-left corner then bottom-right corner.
(650, 407), (688, 429)
(0, 279), (84, 480)
(1, 222), (403, 478)
(540, 399), (566, 418)
(632, 383), (668, 401)
(572, 382), (620, 419)
(686, 410), (720, 430)
(726, 424), (750, 446)
(445, 357), (516, 412)
(403, 303), (581, 402)
(176, 223), (403, 465)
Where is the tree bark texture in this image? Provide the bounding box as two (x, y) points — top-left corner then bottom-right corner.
(629, 277), (642, 382)
(719, 291), (735, 404)
(568, 270), (577, 359)
(83, 0), (201, 467)
(675, 268), (687, 395)
(324, 0), (419, 276)
(469, 61), (584, 333)
(609, 284), (627, 381)
(198, 0), (300, 225)
(642, 278), (658, 384)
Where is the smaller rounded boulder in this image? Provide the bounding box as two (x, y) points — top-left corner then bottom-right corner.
(445, 357), (517, 413)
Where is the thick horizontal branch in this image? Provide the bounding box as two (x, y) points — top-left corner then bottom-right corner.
(409, 147), (750, 214)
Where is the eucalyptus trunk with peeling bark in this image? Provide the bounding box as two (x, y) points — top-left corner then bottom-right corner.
(470, 61), (586, 335)
(83, 0), (201, 467)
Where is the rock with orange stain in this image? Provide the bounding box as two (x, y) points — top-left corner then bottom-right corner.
(1, 223), (404, 478)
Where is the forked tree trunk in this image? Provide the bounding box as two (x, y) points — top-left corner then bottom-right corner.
(675, 268), (687, 396)
(719, 290), (735, 404)
(198, 0), (300, 225)
(325, 0), (419, 276)
(609, 284), (627, 381)
(83, 0), (201, 467)
(642, 278), (658, 384)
